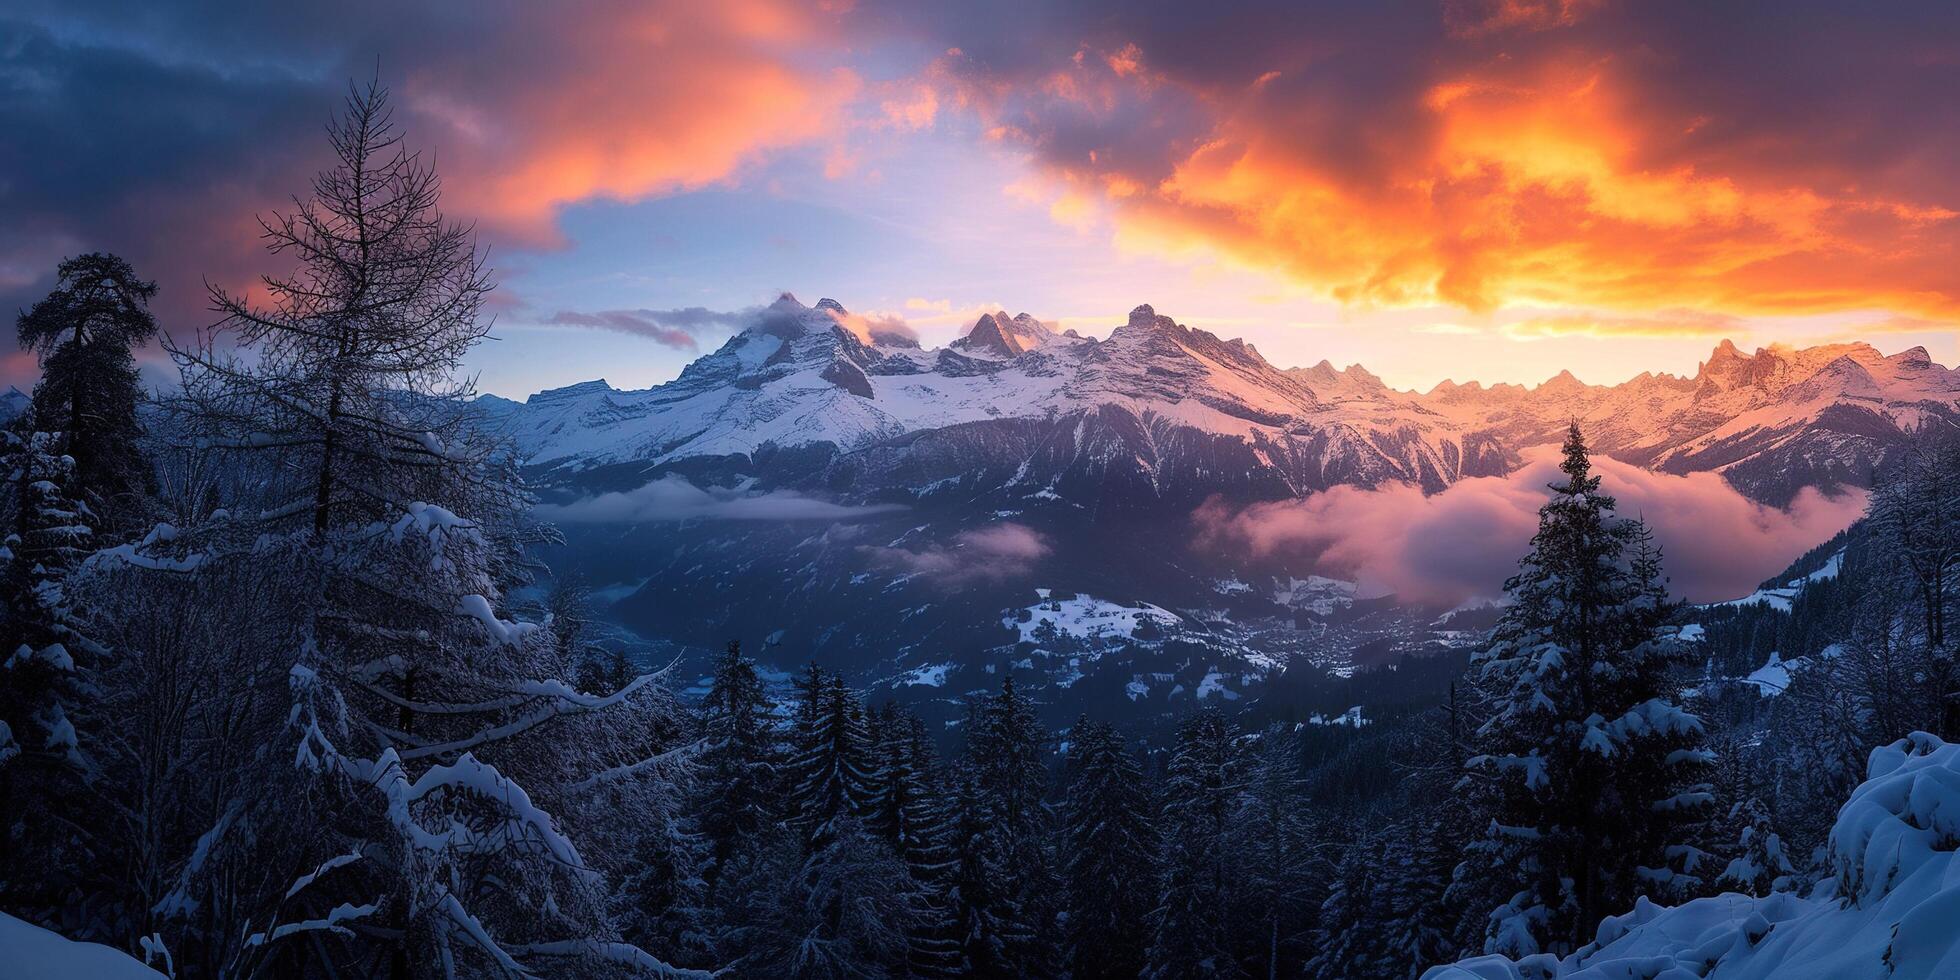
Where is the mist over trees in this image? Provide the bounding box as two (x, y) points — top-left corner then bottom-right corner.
(4, 74), (1960, 980)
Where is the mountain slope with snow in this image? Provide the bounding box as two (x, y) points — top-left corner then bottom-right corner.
(1424, 732), (1960, 980)
(484, 296), (1958, 509)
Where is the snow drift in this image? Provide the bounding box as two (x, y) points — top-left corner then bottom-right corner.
(0, 912), (166, 978)
(1424, 731), (1960, 980)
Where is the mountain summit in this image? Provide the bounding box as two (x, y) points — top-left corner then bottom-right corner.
(485, 296), (1960, 508)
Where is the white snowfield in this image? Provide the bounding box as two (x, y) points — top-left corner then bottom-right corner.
(0, 912), (166, 978)
(480, 294), (1960, 502)
(1424, 731), (1960, 980)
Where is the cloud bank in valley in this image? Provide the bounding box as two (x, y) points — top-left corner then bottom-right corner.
(860, 523), (1053, 588)
(1192, 447), (1867, 606)
(536, 474), (905, 524)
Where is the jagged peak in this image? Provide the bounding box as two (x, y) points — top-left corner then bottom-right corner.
(1344, 363), (1385, 387)
(953, 312), (1027, 357)
(814, 297), (846, 314)
(772, 291), (803, 308)
(528, 378), (614, 403)
(1891, 345), (1934, 368)
(1122, 303), (1182, 332)
(1536, 368), (1588, 395)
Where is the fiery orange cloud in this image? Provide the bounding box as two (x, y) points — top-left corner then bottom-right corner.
(402, 0), (860, 246)
(1104, 57), (1960, 318)
(1499, 309), (1744, 340)
(928, 10), (1960, 323)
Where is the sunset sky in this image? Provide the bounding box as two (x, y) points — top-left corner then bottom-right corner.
(4, 0), (1958, 396)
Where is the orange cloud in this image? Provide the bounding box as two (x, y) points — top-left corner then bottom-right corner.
(1500, 309), (1744, 340)
(941, 10), (1960, 324)
(405, 1), (861, 246)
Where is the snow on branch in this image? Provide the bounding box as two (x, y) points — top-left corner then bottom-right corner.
(510, 940), (712, 979)
(567, 740), (702, 794)
(244, 901), (378, 948)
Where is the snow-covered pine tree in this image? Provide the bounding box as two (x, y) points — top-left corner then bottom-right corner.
(1230, 723), (1317, 979)
(0, 429), (95, 755)
(744, 812), (915, 980)
(1462, 423), (1713, 956)
(1378, 808), (1463, 979)
(965, 674), (1059, 976)
(1145, 707), (1243, 980)
(698, 640), (783, 882)
(786, 667), (877, 847)
(1716, 797), (1797, 896)
(1061, 717), (1158, 980)
(764, 670), (917, 976)
(945, 770), (1025, 976)
(863, 701), (964, 975)
(1306, 823), (1390, 980)
(1865, 429), (1960, 737)
(0, 428), (99, 923)
(146, 77), (703, 978)
(13, 252), (158, 531)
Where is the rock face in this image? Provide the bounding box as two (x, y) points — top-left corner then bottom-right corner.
(486, 295), (1960, 510)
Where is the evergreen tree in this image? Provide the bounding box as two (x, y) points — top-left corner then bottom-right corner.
(1146, 708), (1243, 979)
(964, 674), (1058, 976)
(1307, 825), (1390, 980)
(1061, 718), (1158, 980)
(149, 78), (697, 977)
(1462, 424), (1714, 955)
(1716, 797), (1797, 896)
(14, 252), (158, 529)
(787, 667), (877, 847)
(1378, 808), (1463, 979)
(945, 771), (1025, 977)
(0, 430), (98, 921)
(1230, 724), (1316, 979)
(1865, 431), (1960, 736)
(698, 640), (782, 881)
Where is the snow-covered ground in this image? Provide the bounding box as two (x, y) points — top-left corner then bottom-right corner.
(1305, 705), (1370, 728)
(1715, 549), (1844, 612)
(1004, 590), (1184, 644)
(0, 913), (165, 978)
(1424, 731), (1960, 980)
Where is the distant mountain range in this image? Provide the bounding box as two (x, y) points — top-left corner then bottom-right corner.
(481, 294), (1957, 510)
(466, 295), (1953, 730)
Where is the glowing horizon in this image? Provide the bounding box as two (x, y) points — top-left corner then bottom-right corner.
(3, 1), (1957, 397)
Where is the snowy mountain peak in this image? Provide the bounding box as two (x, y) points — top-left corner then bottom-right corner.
(953, 312), (1030, 357)
(814, 297), (847, 314)
(1891, 345), (1934, 369)
(488, 297), (1960, 507)
(528, 379), (614, 403)
(1123, 303), (1183, 334)
(1536, 368), (1588, 397)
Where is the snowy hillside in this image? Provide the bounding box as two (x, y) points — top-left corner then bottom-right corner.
(0, 913), (166, 978)
(483, 295), (1960, 508)
(1424, 731), (1960, 980)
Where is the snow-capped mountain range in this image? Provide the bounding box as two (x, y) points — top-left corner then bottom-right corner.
(482, 293), (1958, 508)
(462, 294), (1950, 730)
